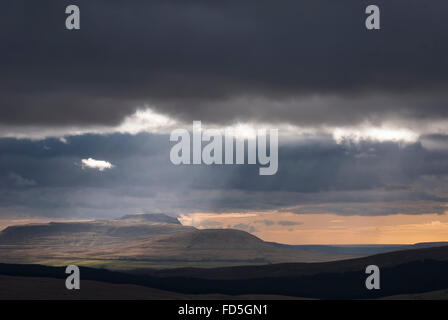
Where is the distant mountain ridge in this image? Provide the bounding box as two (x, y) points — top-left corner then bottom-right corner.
(119, 213), (181, 225)
(0, 215), (356, 269)
(118, 213), (181, 224)
(267, 241), (448, 256)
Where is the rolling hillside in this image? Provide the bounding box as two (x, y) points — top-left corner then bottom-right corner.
(0, 214), (356, 269)
(2, 244), (448, 299)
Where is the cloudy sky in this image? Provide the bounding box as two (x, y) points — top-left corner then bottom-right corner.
(1, 0), (448, 244)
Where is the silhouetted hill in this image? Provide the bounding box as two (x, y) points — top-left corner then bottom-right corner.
(132, 244), (448, 280)
(411, 241), (448, 249)
(267, 243), (408, 256)
(267, 241), (448, 256)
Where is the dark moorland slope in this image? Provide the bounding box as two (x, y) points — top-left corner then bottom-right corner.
(2, 245), (448, 299)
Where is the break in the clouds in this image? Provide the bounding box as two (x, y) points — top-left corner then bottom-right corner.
(1, 0), (448, 140)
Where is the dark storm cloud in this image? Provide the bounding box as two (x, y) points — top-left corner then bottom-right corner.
(0, 133), (447, 218)
(194, 139), (448, 194)
(1, 0), (448, 127)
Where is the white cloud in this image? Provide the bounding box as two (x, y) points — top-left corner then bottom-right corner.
(0, 104), (444, 146)
(81, 158), (115, 171)
(0, 106), (179, 140)
(116, 108), (178, 135)
(332, 126), (419, 144)
(59, 137), (68, 144)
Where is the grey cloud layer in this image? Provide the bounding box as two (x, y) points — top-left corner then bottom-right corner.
(1, 0), (448, 128)
(2, 1), (447, 219)
(0, 133), (447, 218)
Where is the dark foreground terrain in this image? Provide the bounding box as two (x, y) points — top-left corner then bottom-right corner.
(2, 244), (448, 299)
(0, 275), (303, 300)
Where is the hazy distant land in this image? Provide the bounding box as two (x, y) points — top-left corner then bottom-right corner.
(0, 214), (361, 269)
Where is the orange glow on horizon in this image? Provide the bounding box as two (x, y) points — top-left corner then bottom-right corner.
(180, 211), (448, 245)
